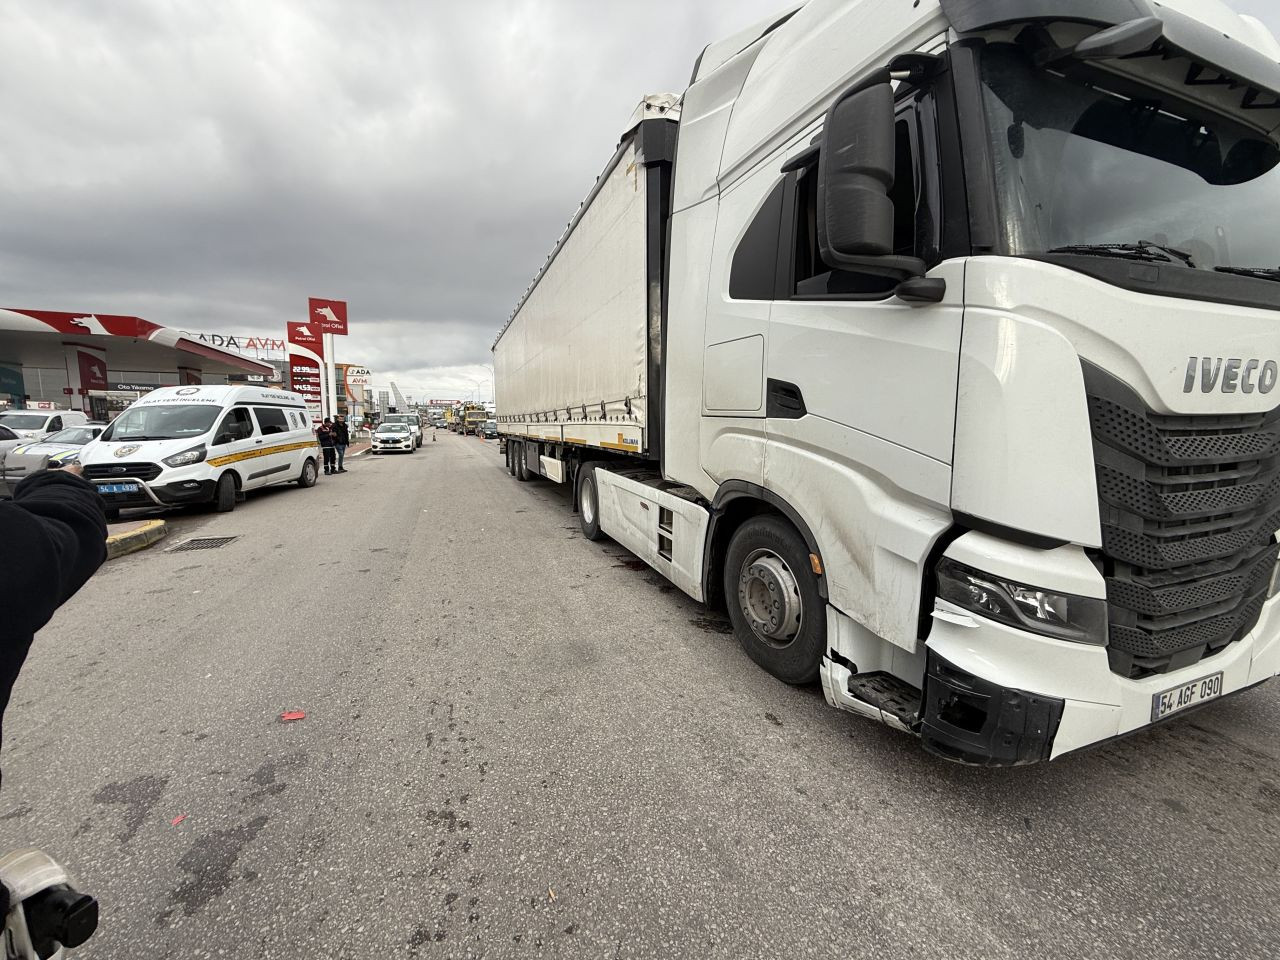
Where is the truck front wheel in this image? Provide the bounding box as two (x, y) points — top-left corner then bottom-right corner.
(724, 516), (824, 685)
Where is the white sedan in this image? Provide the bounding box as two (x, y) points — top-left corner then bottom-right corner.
(371, 423), (416, 454)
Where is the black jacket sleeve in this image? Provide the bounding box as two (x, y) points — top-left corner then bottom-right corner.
(0, 471), (107, 688)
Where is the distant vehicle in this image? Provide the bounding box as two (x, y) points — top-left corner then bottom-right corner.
(12, 424), (107, 467)
(479, 419), (498, 439)
(77, 384), (319, 520)
(0, 408), (89, 440)
(0, 424), (24, 460)
(381, 413), (422, 447)
(371, 423), (415, 455)
(461, 404), (487, 436)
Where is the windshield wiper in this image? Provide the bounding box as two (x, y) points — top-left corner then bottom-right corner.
(1047, 241), (1197, 268)
(1214, 266), (1280, 282)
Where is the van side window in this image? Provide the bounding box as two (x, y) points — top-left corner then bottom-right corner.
(253, 407), (289, 435)
(214, 408), (254, 444)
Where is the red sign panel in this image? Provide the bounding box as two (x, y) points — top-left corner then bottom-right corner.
(77, 349), (107, 391)
(287, 321), (324, 358)
(308, 298), (348, 336)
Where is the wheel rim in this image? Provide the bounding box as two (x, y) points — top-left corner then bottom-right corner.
(580, 477), (595, 525)
(304, 462), (316, 483)
(737, 549), (803, 647)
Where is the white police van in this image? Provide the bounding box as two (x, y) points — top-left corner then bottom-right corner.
(77, 385), (319, 520)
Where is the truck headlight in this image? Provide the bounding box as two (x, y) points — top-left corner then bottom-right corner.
(163, 445), (207, 468)
(936, 558), (1108, 645)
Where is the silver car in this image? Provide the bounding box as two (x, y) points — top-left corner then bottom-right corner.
(12, 424), (107, 468)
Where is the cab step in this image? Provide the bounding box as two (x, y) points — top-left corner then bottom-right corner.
(846, 672), (923, 727)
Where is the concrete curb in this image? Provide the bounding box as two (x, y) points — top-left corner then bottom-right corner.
(106, 519), (168, 560)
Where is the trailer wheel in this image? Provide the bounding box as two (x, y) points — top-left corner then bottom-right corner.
(514, 443), (531, 482)
(505, 444), (515, 476)
(578, 466), (603, 541)
(724, 516), (824, 685)
(213, 472), (238, 513)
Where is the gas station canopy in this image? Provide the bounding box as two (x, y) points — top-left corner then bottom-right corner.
(0, 308), (275, 379)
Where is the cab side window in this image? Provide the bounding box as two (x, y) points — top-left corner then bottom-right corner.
(48, 416), (63, 431)
(214, 408), (254, 444)
(729, 101), (933, 302)
(253, 407), (289, 435)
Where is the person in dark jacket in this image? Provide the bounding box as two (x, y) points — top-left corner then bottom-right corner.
(0, 466), (106, 770)
(317, 418), (337, 475)
(333, 416), (350, 473)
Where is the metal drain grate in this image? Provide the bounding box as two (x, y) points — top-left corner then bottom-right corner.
(169, 536), (239, 552)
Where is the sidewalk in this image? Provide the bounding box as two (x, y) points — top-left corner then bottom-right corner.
(346, 440), (372, 458)
(105, 518), (167, 559)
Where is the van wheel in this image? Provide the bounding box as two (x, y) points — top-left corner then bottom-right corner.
(514, 443), (530, 482)
(724, 516), (825, 685)
(214, 472), (237, 513)
(578, 466), (603, 541)
(297, 458), (318, 488)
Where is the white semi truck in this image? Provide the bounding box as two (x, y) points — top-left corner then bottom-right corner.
(493, 0), (1280, 765)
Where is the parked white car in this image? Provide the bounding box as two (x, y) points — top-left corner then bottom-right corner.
(0, 409), (89, 440)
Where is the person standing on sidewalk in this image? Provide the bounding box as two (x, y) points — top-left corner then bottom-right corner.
(317, 418), (337, 475)
(333, 415), (350, 473)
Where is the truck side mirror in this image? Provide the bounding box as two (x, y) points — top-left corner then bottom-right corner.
(818, 76), (895, 263)
(816, 74), (926, 280)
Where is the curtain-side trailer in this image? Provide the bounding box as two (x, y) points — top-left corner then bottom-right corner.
(493, 0), (1280, 765)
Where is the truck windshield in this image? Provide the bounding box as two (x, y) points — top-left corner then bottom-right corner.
(102, 404), (221, 441)
(979, 44), (1280, 273)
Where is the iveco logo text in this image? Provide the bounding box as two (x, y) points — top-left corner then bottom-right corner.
(1182, 357), (1277, 394)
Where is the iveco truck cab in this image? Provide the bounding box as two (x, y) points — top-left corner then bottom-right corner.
(496, 0), (1280, 764)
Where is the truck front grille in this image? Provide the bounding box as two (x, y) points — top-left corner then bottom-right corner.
(1083, 362), (1280, 679)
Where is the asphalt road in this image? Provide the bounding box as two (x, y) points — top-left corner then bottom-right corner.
(2, 430), (1278, 959)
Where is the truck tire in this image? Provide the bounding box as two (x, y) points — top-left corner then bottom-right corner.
(723, 516), (824, 685)
(578, 466), (603, 541)
(514, 443), (531, 482)
(213, 472), (237, 513)
(506, 444), (516, 476)
(297, 458), (318, 488)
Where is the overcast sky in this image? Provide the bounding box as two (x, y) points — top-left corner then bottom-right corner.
(2, 0), (1277, 402)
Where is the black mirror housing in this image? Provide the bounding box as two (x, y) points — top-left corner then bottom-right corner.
(818, 74), (896, 265)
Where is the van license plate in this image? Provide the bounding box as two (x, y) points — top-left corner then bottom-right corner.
(1151, 672), (1223, 722)
(97, 483), (140, 494)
